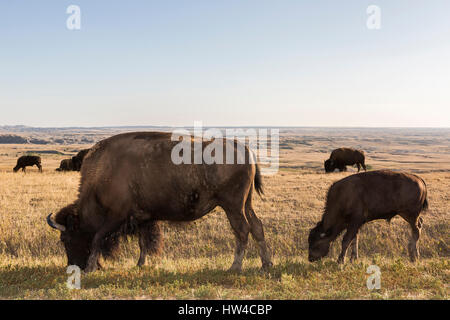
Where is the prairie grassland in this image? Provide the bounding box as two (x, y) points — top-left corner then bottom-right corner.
(0, 129), (449, 299)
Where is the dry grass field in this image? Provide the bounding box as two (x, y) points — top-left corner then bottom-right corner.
(0, 128), (448, 299)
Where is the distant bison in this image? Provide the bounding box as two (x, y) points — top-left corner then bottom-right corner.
(71, 149), (90, 171)
(308, 170), (428, 263)
(324, 148), (366, 173)
(56, 159), (74, 172)
(56, 149), (90, 172)
(13, 155), (42, 173)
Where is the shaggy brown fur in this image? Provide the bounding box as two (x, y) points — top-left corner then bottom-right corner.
(309, 170), (428, 263)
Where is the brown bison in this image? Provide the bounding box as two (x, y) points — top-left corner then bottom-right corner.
(324, 148), (366, 173)
(47, 132), (272, 273)
(308, 170), (428, 263)
(71, 149), (90, 171)
(13, 155), (42, 173)
(56, 159), (74, 172)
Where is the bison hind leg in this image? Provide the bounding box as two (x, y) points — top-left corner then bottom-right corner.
(224, 208), (250, 272)
(137, 221), (163, 267)
(408, 217), (422, 262)
(361, 162), (367, 171)
(244, 202), (272, 270)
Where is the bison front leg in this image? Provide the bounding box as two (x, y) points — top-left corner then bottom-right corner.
(85, 220), (124, 273)
(338, 225), (360, 264)
(137, 236), (147, 267)
(137, 221), (162, 267)
(350, 232), (359, 262)
(225, 209), (250, 273)
(408, 218), (422, 262)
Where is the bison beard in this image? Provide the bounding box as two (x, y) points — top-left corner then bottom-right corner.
(47, 132), (271, 273)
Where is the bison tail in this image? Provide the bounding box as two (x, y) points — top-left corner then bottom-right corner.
(254, 162), (264, 197)
(422, 198), (429, 211)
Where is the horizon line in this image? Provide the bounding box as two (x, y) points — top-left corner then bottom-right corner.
(1, 125), (449, 130)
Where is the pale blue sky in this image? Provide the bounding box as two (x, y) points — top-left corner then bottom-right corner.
(1, 1), (449, 127)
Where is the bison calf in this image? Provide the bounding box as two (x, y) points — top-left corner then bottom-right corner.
(308, 170), (428, 263)
(13, 155), (42, 173)
(324, 148), (366, 173)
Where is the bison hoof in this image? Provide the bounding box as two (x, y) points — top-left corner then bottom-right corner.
(137, 259), (146, 267)
(261, 262), (273, 271)
(83, 263), (99, 273)
(228, 264), (242, 273)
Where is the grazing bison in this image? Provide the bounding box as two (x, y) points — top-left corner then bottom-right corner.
(308, 170), (428, 263)
(13, 155), (42, 173)
(47, 132), (272, 273)
(71, 149), (90, 171)
(56, 159), (74, 172)
(324, 148), (366, 173)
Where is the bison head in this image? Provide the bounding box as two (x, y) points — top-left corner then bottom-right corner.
(13, 166), (19, 172)
(324, 159), (335, 173)
(46, 205), (92, 269)
(308, 222), (332, 262)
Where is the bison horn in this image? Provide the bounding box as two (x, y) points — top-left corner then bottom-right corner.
(320, 233), (326, 238)
(47, 213), (66, 231)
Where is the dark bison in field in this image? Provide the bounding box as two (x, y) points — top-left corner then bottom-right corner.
(56, 159), (74, 172)
(71, 149), (90, 171)
(324, 148), (366, 173)
(47, 132), (271, 273)
(56, 149), (90, 172)
(13, 155), (42, 173)
(308, 170), (428, 263)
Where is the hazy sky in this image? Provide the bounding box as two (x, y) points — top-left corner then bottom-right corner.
(1, 1), (449, 127)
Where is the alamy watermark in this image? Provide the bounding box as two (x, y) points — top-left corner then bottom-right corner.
(66, 5), (81, 30)
(366, 5), (381, 30)
(67, 265), (81, 289)
(366, 265), (381, 290)
(170, 122), (279, 175)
